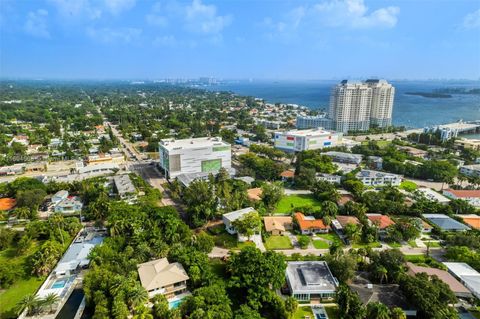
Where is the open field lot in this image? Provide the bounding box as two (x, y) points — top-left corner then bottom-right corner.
(275, 195), (322, 214)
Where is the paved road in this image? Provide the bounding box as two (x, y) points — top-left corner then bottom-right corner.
(208, 244), (445, 258)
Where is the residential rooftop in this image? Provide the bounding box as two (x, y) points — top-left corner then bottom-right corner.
(223, 207), (256, 223)
(423, 214), (470, 231)
(137, 258), (189, 292)
(459, 214), (480, 230)
(406, 262), (471, 297)
(286, 261), (338, 293)
(444, 189), (480, 198)
(0, 198), (16, 211)
(366, 214), (395, 229)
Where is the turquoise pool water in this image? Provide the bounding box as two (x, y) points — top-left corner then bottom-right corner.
(168, 299), (183, 309)
(52, 279), (66, 289)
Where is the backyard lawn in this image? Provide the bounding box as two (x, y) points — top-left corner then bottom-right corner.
(0, 276), (46, 319)
(208, 225), (255, 250)
(325, 306), (340, 319)
(0, 244), (45, 319)
(264, 235), (293, 250)
(294, 306), (313, 319)
(275, 194), (322, 214)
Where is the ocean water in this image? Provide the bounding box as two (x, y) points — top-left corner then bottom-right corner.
(207, 80), (480, 129)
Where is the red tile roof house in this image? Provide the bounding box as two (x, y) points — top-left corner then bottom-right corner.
(366, 214), (395, 237)
(443, 189), (480, 208)
(294, 212), (330, 235)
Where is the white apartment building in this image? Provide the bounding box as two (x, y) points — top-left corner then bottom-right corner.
(329, 80), (395, 133)
(459, 164), (480, 177)
(159, 137), (232, 179)
(366, 79), (395, 127)
(295, 115), (333, 130)
(356, 169), (402, 187)
(273, 128), (342, 152)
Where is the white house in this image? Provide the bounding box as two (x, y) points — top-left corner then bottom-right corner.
(54, 197), (83, 214)
(52, 190), (69, 205)
(443, 189), (480, 207)
(222, 207), (257, 238)
(356, 169), (402, 187)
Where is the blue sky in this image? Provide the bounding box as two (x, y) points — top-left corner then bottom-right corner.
(0, 0), (479, 80)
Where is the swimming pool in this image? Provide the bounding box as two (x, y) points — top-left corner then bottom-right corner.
(51, 279), (67, 289)
(168, 299), (183, 309)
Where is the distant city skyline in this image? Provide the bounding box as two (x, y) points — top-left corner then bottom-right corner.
(1, 0), (479, 80)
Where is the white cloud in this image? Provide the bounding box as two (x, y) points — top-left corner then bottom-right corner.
(313, 0), (399, 28)
(86, 27), (142, 43)
(146, 2), (167, 27)
(463, 9), (480, 29)
(153, 35), (176, 46)
(48, 0), (135, 20)
(184, 0), (232, 34)
(103, 0), (136, 15)
(24, 9), (50, 38)
(265, 0), (399, 37)
(48, 0), (101, 20)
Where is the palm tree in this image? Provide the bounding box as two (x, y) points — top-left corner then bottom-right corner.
(321, 200), (338, 217)
(375, 266), (388, 284)
(133, 305), (153, 319)
(15, 207), (31, 220)
(125, 285), (148, 311)
(366, 302), (391, 319)
(391, 307), (406, 319)
(42, 293), (60, 313)
(15, 294), (41, 316)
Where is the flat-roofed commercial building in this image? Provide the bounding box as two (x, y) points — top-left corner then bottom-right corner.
(273, 128), (342, 152)
(286, 261), (338, 301)
(159, 137), (232, 179)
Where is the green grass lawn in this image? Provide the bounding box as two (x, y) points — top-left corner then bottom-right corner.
(264, 235), (293, 250)
(469, 310), (480, 319)
(209, 225), (255, 250)
(0, 243), (44, 319)
(400, 180), (418, 192)
(325, 306), (340, 319)
(316, 233), (344, 247)
(424, 241), (441, 248)
(0, 276), (46, 318)
(312, 239), (329, 249)
(293, 306), (313, 319)
(352, 242), (382, 249)
(387, 242), (402, 248)
(404, 254), (426, 262)
(209, 258), (228, 279)
(275, 194), (322, 214)
(407, 240), (418, 248)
